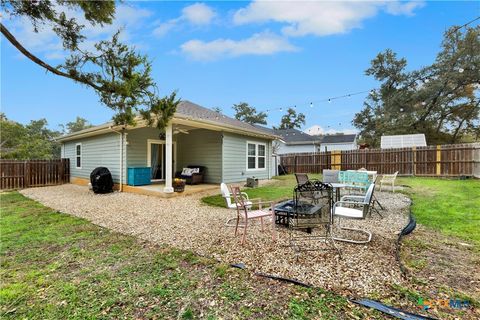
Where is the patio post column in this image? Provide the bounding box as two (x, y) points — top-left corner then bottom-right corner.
(163, 123), (174, 193)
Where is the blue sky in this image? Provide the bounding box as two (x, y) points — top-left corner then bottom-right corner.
(2, 1), (479, 134)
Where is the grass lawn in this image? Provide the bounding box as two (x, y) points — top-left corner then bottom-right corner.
(0, 192), (383, 319)
(397, 177), (480, 247)
(201, 174), (322, 207)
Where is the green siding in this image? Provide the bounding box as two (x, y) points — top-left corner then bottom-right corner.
(126, 127), (169, 167)
(63, 133), (124, 183)
(222, 132), (271, 183)
(176, 129), (222, 183)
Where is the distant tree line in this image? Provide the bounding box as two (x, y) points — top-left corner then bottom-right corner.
(0, 114), (93, 160)
(353, 25), (479, 146)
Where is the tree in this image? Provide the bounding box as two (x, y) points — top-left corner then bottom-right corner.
(1, 1), (178, 130)
(61, 116), (93, 134)
(276, 108), (306, 129)
(0, 116), (61, 159)
(211, 106), (222, 114)
(353, 26), (480, 146)
(233, 102), (267, 125)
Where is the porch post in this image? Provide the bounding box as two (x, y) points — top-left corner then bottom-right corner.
(163, 123), (174, 193)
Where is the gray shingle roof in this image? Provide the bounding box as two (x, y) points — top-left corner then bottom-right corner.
(320, 134), (357, 144)
(176, 101), (275, 136)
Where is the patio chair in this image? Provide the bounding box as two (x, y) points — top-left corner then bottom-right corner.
(175, 165), (206, 185)
(294, 173), (309, 185)
(322, 169), (339, 184)
(332, 183), (375, 244)
(339, 180), (383, 218)
(338, 171), (370, 194)
(220, 183), (253, 226)
(294, 173), (322, 204)
(231, 186), (276, 245)
(380, 171), (399, 192)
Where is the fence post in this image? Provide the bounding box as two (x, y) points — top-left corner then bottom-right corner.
(436, 145), (442, 176)
(294, 155), (297, 173)
(412, 146), (416, 176)
(23, 161), (29, 188)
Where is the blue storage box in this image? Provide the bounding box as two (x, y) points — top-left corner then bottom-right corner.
(127, 167), (151, 186)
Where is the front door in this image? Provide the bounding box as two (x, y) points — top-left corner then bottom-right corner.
(147, 140), (175, 181)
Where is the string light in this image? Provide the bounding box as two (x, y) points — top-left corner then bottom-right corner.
(310, 102), (313, 108)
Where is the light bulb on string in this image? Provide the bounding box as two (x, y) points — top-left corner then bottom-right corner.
(458, 68), (464, 73)
(400, 108), (404, 112)
(421, 101), (426, 106)
(328, 99), (331, 103)
(310, 102), (313, 108)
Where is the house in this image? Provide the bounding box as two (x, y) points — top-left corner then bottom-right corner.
(57, 101), (277, 194)
(380, 134), (427, 149)
(265, 128), (357, 154)
(318, 134), (358, 152)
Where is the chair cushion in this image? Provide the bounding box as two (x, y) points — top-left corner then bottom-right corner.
(190, 167), (200, 174)
(181, 168), (193, 176)
(334, 207), (363, 218)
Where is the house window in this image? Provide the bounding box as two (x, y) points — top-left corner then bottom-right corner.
(247, 142), (266, 170)
(75, 143), (82, 169)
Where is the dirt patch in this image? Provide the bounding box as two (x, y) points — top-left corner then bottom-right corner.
(401, 226), (480, 301)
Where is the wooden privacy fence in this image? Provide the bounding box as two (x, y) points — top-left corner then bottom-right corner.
(279, 143), (479, 177)
(0, 159), (70, 190)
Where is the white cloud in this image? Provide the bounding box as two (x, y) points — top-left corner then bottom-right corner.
(234, 1), (425, 37)
(305, 125), (358, 136)
(385, 1), (425, 16)
(182, 3), (216, 25)
(180, 31), (298, 61)
(153, 2), (216, 37)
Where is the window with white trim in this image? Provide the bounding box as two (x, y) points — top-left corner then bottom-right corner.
(247, 142), (266, 170)
(75, 143), (82, 169)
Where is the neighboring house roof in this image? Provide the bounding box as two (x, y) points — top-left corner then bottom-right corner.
(381, 134), (426, 149)
(253, 126), (319, 145)
(320, 134), (357, 144)
(58, 100), (278, 142)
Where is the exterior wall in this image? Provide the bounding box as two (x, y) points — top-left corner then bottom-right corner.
(276, 141), (318, 154)
(320, 142), (357, 151)
(63, 126), (274, 185)
(176, 129), (223, 183)
(126, 127), (171, 167)
(222, 132), (272, 183)
(63, 132), (124, 183)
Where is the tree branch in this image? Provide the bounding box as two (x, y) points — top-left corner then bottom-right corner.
(1, 22), (103, 92)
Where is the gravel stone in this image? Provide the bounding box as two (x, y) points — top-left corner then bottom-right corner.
(21, 184), (411, 296)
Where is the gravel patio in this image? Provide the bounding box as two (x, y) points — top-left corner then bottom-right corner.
(21, 184), (410, 297)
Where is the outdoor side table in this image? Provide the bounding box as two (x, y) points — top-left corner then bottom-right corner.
(329, 183), (347, 202)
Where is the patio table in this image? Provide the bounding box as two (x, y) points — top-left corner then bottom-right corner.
(329, 183), (347, 202)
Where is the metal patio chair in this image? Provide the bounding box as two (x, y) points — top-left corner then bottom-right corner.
(231, 186), (276, 245)
(380, 171), (399, 192)
(294, 173), (323, 204)
(221, 183), (254, 227)
(332, 183), (375, 244)
(288, 181), (339, 255)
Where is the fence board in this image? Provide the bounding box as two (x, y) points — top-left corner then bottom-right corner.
(279, 143), (477, 177)
(0, 159), (70, 190)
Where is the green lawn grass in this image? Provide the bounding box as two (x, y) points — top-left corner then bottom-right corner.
(397, 177), (480, 247)
(0, 191), (380, 319)
(201, 174), (322, 207)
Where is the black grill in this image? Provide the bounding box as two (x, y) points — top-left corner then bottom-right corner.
(90, 167), (114, 194)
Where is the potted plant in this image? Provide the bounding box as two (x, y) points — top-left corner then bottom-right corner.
(172, 178), (186, 192)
